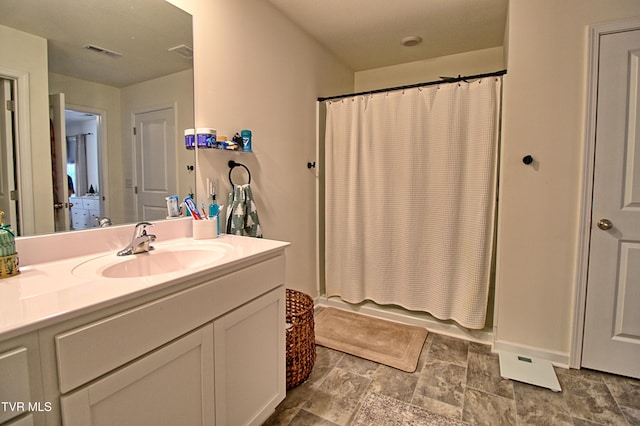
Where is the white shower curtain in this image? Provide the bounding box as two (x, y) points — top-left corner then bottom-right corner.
(324, 77), (501, 329)
(67, 134), (88, 196)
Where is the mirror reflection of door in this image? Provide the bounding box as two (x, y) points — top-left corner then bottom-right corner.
(65, 109), (102, 231)
(50, 93), (70, 232)
(0, 77), (18, 230)
(50, 94), (105, 232)
(134, 106), (176, 221)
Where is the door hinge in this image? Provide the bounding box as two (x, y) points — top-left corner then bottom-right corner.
(133, 126), (137, 135)
(6, 100), (15, 111)
(9, 189), (18, 201)
(134, 186), (138, 194)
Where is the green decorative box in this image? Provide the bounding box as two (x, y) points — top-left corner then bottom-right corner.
(0, 222), (19, 278)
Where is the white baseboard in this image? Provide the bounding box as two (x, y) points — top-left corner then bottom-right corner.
(315, 296), (493, 345)
(493, 339), (570, 369)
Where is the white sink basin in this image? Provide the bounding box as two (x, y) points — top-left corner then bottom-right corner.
(72, 242), (231, 279)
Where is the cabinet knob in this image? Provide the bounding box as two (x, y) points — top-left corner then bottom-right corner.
(522, 155), (534, 165)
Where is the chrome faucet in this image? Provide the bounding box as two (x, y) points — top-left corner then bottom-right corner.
(95, 216), (112, 227)
(117, 222), (156, 256)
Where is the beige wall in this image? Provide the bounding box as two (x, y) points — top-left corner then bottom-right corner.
(495, 0), (640, 362)
(0, 25), (54, 235)
(192, 0), (353, 297)
(354, 47), (504, 92)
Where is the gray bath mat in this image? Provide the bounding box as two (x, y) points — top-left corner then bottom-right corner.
(352, 392), (467, 426)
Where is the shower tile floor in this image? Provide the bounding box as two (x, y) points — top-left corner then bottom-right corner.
(264, 332), (640, 425)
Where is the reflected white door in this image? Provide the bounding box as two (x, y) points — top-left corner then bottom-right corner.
(0, 78), (17, 229)
(50, 93), (70, 232)
(134, 107), (176, 221)
(582, 29), (640, 379)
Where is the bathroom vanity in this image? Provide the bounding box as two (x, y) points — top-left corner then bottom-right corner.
(0, 220), (289, 426)
(69, 195), (102, 231)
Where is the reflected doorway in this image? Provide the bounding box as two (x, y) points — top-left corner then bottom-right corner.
(65, 109), (103, 231)
(0, 77), (18, 231)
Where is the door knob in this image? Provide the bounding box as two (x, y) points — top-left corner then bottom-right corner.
(597, 218), (613, 230)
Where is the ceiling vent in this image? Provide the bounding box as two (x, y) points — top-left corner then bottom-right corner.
(84, 44), (123, 58)
(168, 44), (193, 59)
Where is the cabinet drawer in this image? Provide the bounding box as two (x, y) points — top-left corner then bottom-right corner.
(55, 254), (285, 393)
(83, 199), (99, 210)
(0, 347), (31, 424)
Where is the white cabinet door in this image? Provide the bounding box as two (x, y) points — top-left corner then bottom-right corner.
(214, 287), (285, 426)
(60, 324), (215, 426)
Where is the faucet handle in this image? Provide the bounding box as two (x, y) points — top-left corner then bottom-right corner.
(135, 221), (153, 235)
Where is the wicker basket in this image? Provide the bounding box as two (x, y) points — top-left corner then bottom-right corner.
(285, 288), (316, 390)
(0, 254), (19, 279)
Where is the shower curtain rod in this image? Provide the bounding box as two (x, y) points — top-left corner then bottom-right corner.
(67, 132), (93, 137)
(317, 69), (507, 102)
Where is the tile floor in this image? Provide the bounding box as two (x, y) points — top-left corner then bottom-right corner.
(264, 332), (640, 425)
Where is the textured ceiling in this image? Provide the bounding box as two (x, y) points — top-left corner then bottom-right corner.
(0, 0), (508, 85)
(268, 0), (508, 71)
(0, 0), (192, 88)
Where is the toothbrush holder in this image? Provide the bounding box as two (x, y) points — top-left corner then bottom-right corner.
(192, 218), (218, 240)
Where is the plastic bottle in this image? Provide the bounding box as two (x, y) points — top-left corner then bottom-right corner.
(241, 129), (252, 152)
(184, 129), (195, 150)
(196, 128), (217, 149)
(208, 195), (220, 235)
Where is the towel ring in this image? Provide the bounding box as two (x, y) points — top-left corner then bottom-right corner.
(228, 160), (251, 185)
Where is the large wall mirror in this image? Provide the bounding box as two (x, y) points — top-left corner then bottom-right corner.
(0, 0), (194, 236)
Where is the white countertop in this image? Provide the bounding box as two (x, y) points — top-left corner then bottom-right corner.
(0, 230), (289, 340)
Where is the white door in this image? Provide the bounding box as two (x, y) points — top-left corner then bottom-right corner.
(49, 93), (70, 232)
(0, 78), (17, 229)
(582, 29), (640, 379)
(134, 107), (176, 221)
